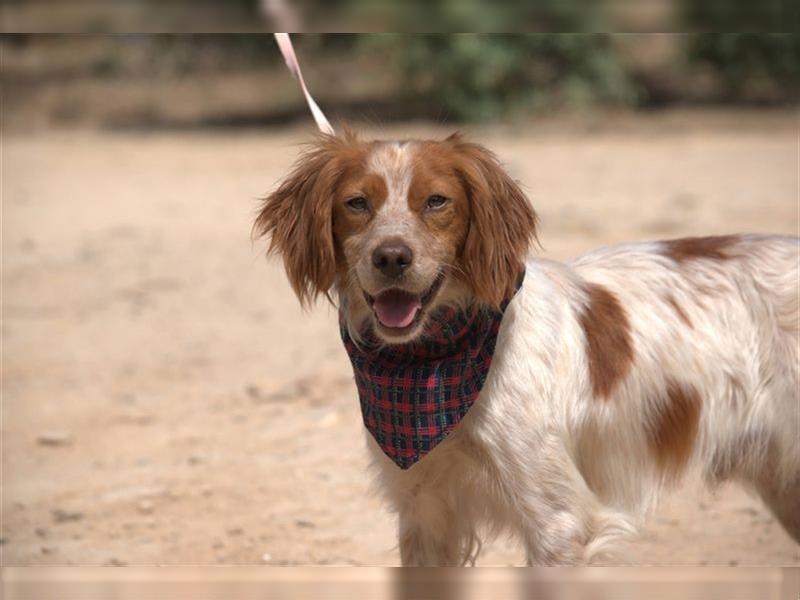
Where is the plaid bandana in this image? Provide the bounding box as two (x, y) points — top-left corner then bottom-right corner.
(339, 274), (524, 469)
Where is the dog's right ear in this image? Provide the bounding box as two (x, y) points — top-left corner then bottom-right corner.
(254, 134), (361, 307)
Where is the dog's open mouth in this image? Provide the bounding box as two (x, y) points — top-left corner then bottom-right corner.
(364, 273), (445, 334)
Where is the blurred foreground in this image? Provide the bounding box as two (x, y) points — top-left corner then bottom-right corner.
(3, 567), (798, 600)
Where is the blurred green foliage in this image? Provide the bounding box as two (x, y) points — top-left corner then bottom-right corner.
(319, 0), (607, 32)
(682, 0), (798, 32)
(7, 27), (797, 123)
(681, 0), (799, 101)
(107, 31), (800, 118)
(362, 34), (637, 120)
(686, 34), (800, 100)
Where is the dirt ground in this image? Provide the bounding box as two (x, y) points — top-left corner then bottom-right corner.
(2, 111), (799, 566)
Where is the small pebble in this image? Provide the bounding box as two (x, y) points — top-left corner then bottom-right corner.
(137, 500), (154, 515)
(261, 552), (272, 563)
(0, 537), (8, 545)
(295, 519), (315, 529)
(37, 431), (73, 447)
(52, 509), (84, 523)
(117, 393), (137, 404)
(227, 527), (244, 536)
(118, 412), (154, 426)
(247, 384), (291, 404)
(107, 558), (127, 566)
(40, 546), (56, 555)
(35, 528), (47, 538)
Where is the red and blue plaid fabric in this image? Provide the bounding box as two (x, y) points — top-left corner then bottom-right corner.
(339, 274), (524, 469)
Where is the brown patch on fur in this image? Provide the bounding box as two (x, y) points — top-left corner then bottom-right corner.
(442, 134), (539, 308)
(253, 131), (371, 306)
(579, 283), (634, 399)
(332, 171), (388, 278)
(649, 381), (701, 480)
(662, 235), (740, 264)
(406, 142), (473, 276)
(665, 294), (693, 328)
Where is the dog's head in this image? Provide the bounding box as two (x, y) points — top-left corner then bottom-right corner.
(254, 131), (538, 344)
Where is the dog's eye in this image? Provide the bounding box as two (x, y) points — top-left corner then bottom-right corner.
(346, 196), (369, 212)
(426, 195), (448, 210)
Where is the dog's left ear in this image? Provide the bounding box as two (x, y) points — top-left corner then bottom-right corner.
(449, 135), (539, 308)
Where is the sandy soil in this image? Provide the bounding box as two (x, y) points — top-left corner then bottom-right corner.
(2, 112), (798, 566)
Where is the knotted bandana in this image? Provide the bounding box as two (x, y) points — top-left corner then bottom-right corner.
(339, 274), (523, 469)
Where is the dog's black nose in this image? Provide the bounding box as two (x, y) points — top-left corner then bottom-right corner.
(372, 241), (413, 278)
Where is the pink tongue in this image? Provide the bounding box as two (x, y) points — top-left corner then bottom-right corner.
(373, 290), (422, 328)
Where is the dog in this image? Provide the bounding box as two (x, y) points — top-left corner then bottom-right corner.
(255, 131), (799, 565)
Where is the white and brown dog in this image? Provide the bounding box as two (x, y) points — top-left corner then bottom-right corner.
(256, 131), (799, 565)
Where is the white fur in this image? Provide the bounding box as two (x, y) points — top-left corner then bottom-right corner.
(365, 235), (800, 565)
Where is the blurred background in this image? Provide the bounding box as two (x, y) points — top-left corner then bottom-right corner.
(3, 30), (799, 130)
(2, 9), (799, 571)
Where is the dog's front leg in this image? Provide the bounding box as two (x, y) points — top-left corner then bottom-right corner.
(520, 508), (588, 565)
(494, 440), (636, 565)
(397, 497), (463, 566)
(516, 489), (636, 565)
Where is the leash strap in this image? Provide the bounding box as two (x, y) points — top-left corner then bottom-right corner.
(274, 33), (335, 135)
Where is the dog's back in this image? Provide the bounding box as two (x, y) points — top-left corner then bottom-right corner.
(562, 234), (799, 538)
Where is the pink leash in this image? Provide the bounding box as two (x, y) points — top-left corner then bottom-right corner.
(274, 33), (335, 136)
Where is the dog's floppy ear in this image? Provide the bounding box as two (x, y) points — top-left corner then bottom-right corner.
(449, 134), (538, 308)
(254, 134), (354, 307)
